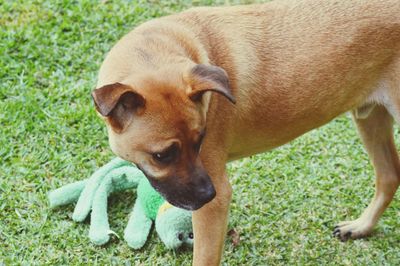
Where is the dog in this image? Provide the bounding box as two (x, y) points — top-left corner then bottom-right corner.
(91, 0), (400, 265)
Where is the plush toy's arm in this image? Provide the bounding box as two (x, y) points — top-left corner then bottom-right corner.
(48, 180), (87, 208)
(72, 157), (130, 222)
(88, 176), (113, 245)
(124, 202), (153, 249)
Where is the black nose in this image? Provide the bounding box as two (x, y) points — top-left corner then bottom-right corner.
(196, 181), (216, 205)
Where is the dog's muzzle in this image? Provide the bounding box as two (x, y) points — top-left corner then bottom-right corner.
(147, 171), (216, 211)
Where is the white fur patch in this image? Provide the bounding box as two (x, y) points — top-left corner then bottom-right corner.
(359, 78), (400, 122)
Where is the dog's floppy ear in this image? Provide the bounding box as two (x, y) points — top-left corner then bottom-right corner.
(187, 64), (236, 104)
(92, 82), (145, 132)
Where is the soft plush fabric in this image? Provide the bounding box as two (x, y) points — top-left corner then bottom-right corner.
(49, 158), (193, 249)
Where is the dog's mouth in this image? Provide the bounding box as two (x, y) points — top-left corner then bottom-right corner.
(146, 175), (216, 211)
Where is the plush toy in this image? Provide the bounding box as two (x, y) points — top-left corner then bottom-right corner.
(48, 157), (193, 249)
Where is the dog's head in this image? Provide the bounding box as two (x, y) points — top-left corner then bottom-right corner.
(92, 64), (235, 210)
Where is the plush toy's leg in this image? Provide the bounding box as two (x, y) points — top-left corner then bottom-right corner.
(73, 158), (129, 222)
(87, 164), (144, 245)
(88, 176), (114, 245)
(48, 180), (87, 208)
(124, 202), (152, 249)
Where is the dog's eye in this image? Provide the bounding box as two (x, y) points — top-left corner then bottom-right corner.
(194, 129), (206, 152)
(188, 232), (194, 239)
(152, 143), (179, 164)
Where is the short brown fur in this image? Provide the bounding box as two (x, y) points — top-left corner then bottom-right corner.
(93, 0), (400, 265)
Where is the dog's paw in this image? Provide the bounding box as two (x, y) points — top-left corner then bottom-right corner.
(333, 219), (373, 242)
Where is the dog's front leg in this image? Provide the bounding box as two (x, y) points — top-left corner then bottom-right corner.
(192, 171), (232, 266)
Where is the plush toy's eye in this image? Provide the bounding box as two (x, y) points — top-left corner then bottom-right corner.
(189, 232), (194, 239)
(178, 233), (184, 241)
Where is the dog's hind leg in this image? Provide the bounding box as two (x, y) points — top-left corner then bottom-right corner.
(333, 104), (400, 241)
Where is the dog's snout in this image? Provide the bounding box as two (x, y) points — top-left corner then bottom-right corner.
(145, 167), (217, 211)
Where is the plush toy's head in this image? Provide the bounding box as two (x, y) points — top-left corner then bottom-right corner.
(155, 202), (193, 249)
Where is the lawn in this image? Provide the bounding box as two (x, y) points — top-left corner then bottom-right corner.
(1, 0), (400, 265)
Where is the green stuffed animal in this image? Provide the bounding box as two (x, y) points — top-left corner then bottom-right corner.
(48, 157), (193, 249)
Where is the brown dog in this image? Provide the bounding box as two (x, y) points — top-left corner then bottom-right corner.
(92, 0), (400, 265)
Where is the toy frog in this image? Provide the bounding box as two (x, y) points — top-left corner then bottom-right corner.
(48, 158), (193, 249)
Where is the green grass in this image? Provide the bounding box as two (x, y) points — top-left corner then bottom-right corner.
(1, 0), (400, 265)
